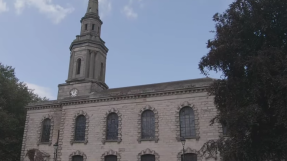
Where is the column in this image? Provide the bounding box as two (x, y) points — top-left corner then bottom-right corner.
(68, 52), (74, 80)
(89, 52), (95, 79)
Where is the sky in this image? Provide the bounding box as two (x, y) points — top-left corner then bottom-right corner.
(0, 0), (234, 100)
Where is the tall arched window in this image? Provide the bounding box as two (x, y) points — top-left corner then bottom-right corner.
(72, 155), (83, 161)
(106, 113), (118, 140)
(141, 110), (155, 140)
(141, 154), (155, 161)
(105, 155), (117, 161)
(182, 153), (197, 161)
(75, 115), (86, 141)
(41, 118), (51, 142)
(76, 58), (81, 74)
(179, 106), (196, 138)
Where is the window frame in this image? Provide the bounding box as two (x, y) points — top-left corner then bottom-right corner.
(37, 114), (54, 146)
(74, 115), (86, 142)
(137, 105), (159, 143)
(137, 149), (159, 161)
(175, 101), (200, 141)
(106, 112), (119, 141)
(141, 110), (155, 140)
(177, 147), (201, 161)
(41, 118), (52, 143)
(70, 110), (89, 145)
(69, 150), (87, 161)
(101, 150), (121, 161)
(179, 106), (196, 138)
(102, 108), (122, 144)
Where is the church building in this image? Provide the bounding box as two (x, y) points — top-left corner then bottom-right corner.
(21, 0), (223, 160)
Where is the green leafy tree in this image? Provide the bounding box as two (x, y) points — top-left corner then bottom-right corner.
(0, 63), (48, 161)
(198, 0), (287, 160)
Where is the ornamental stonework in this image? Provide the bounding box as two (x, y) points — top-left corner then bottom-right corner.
(70, 110), (89, 145)
(101, 108), (122, 144)
(175, 101), (200, 141)
(69, 150), (87, 161)
(137, 148), (160, 161)
(137, 105), (159, 143)
(177, 147), (202, 161)
(101, 149), (121, 161)
(37, 114), (54, 146)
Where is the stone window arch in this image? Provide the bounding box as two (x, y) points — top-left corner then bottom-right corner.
(37, 114), (54, 145)
(69, 150), (87, 161)
(137, 105), (159, 143)
(175, 101), (200, 141)
(102, 108), (122, 144)
(70, 110), (89, 145)
(101, 150), (121, 161)
(177, 147), (201, 161)
(137, 148), (159, 161)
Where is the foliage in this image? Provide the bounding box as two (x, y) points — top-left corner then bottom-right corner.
(198, 0), (287, 160)
(0, 63), (48, 161)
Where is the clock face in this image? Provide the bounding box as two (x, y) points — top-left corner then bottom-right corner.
(70, 89), (78, 97)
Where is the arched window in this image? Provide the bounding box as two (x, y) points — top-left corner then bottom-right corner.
(106, 113), (118, 140)
(141, 154), (155, 161)
(76, 58), (81, 74)
(41, 118), (51, 142)
(182, 153), (197, 161)
(141, 110), (155, 140)
(105, 155), (117, 161)
(72, 155), (83, 161)
(179, 106), (196, 138)
(75, 115), (86, 141)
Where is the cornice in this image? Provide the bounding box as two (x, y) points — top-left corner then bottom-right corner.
(26, 86), (209, 111)
(70, 37), (108, 52)
(80, 13), (103, 24)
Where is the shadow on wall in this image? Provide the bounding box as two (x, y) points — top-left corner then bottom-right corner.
(25, 149), (50, 161)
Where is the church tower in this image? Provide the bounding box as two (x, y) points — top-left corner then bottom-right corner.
(58, 0), (109, 99)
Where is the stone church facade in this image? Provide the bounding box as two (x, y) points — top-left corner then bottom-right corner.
(21, 0), (223, 161)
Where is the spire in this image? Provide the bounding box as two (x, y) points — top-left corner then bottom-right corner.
(86, 0), (99, 15)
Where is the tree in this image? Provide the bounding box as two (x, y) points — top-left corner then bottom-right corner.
(0, 63), (48, 161)
(198, 0), (287, 160)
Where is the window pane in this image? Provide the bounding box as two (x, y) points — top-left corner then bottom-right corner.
(106, 113), (118, 140)
(182, 153), (197, 161)
(141, 110), (155, 139)
(75, 115), (86, 141)
(141, 154), (155, 161)
(105, 155), (117, 161)
(179, 107), (196, 138)
(72, 155), (83, 161)
(41, 119), (51, 142)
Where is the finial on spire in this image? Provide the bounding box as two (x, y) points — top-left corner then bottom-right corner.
(86, 0), (99, 15)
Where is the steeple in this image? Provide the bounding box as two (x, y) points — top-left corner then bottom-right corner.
(57, 0), (109, 99)
(86, 0), (99, 15)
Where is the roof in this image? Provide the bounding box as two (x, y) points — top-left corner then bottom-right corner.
(27, 77), (215, 108)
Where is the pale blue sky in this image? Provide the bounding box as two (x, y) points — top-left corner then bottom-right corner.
(0, 0), (233, 99)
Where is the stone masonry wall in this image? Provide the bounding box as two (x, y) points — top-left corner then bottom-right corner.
(23, 91), (219, 161)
